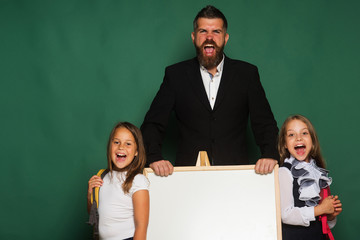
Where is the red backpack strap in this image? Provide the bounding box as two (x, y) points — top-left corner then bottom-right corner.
(319, 187), (335, 240)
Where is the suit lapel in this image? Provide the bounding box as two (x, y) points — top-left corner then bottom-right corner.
(186, 58), (212, 111)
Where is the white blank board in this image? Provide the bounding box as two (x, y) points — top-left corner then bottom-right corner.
(144, 165), (281, 240)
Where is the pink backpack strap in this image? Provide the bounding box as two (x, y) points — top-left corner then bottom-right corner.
(319, 187), (335, 240)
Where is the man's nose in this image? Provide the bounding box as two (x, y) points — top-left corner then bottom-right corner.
(206, 33), (214, 39)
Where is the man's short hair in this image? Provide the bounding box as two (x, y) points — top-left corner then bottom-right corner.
(193, 5), (228, 31)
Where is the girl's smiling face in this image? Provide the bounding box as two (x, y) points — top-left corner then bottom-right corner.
(111, 127), (138, 170)
(285, 119), (313, 162)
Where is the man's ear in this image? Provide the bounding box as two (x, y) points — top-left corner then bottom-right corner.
(224, 33), (229, 46)
(191, 32), (195, 43)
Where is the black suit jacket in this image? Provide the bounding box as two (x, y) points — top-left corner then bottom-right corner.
(141, 56), (279, 166)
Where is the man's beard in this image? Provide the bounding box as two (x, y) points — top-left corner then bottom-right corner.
(195, 39), (225, 70)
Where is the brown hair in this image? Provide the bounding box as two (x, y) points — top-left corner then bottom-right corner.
(106, 122), (146, 193)
(193, 5), (228, 31)
(278, 114), (326, 169)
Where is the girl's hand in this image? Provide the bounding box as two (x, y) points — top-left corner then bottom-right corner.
(88, 175), (103, 198)
(87, 175), (103, 213)
(328, 195), (342, 220)
(315, 196), (335, 216)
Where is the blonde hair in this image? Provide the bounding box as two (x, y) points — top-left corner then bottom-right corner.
(278, 114), (326, 168)
(106, 122), (146, 193)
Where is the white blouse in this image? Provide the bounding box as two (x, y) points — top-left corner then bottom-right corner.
(279, 161), (336, 228)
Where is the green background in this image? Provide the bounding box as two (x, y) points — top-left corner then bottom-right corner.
(1, 0), (359, 239)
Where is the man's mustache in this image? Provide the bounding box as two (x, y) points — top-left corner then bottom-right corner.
(201, 39), (219, 48)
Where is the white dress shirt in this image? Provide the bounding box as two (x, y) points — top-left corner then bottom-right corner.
(200, 56), (225, 109)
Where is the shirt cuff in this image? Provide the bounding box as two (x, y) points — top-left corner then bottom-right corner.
(304, 206), (316, 223)
(328, 217), (337, 229)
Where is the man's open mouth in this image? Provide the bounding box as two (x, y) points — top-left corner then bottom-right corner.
(204, 44), (215, 54)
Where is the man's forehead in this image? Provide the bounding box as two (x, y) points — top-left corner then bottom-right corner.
(196, 17), (225, 29)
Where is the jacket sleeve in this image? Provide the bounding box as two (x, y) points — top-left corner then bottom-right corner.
(140, 67), (176, 165)
(248, 67), (279, 160)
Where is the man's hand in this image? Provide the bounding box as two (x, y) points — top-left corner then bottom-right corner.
(149, 160), (174, 177)
(255, 158), (277, 175)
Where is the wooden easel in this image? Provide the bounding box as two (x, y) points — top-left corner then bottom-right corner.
(195, 151), (210, 166)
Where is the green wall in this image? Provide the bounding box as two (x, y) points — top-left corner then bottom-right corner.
(1, 0), (359, 239)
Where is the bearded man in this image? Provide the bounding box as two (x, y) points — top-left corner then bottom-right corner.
(141, 5), (279, 176)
